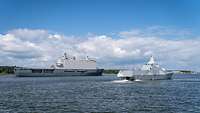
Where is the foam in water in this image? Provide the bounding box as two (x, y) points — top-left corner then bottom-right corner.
(111, 79), (143, 83)
(135, 79), (142, 81)
(111, 80), (130, 83)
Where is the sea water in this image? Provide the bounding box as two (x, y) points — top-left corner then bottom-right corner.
(0, 74), (200, 113)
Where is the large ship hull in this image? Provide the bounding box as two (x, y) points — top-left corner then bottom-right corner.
(14, 68), (103, 77)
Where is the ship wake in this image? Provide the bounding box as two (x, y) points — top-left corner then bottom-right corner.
(111, 79), (143, 83)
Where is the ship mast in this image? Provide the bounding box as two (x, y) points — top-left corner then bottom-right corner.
(147, 56), (156, 65)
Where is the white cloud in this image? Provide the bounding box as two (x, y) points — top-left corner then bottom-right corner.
(119, 26), (193, 39)
(0, 28), (200, 71)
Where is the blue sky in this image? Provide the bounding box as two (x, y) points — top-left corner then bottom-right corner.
(0, 0), (200, 71)
(0, 0), (200, 35)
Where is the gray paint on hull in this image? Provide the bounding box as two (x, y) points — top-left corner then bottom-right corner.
(15, 68), (103, 77)
(121, 73), (173, 81)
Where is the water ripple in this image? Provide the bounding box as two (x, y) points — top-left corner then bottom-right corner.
(0, 74), (200, 113)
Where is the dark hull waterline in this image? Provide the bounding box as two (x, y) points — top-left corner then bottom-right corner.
(15, 68), (104, 77)
(120, 73), (173, 81)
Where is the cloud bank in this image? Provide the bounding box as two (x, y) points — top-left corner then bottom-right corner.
(0, 28), (199, 71)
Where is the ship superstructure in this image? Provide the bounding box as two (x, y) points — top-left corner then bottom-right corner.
(54, 53), (96, 69)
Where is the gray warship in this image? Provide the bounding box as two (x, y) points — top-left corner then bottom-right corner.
(15, 53), (103, 77)
(117, 56), (173, 80)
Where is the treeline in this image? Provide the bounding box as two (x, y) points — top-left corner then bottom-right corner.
(179, 70), (192, 74)
(103, 69), (120, 74)
(0, 66), (15, 74)
(168, 70), (196, 74)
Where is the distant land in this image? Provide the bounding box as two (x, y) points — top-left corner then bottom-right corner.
(0, 66), (199, 75)
(0, 66), (15, 75)
(168, 70), (198, 74)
